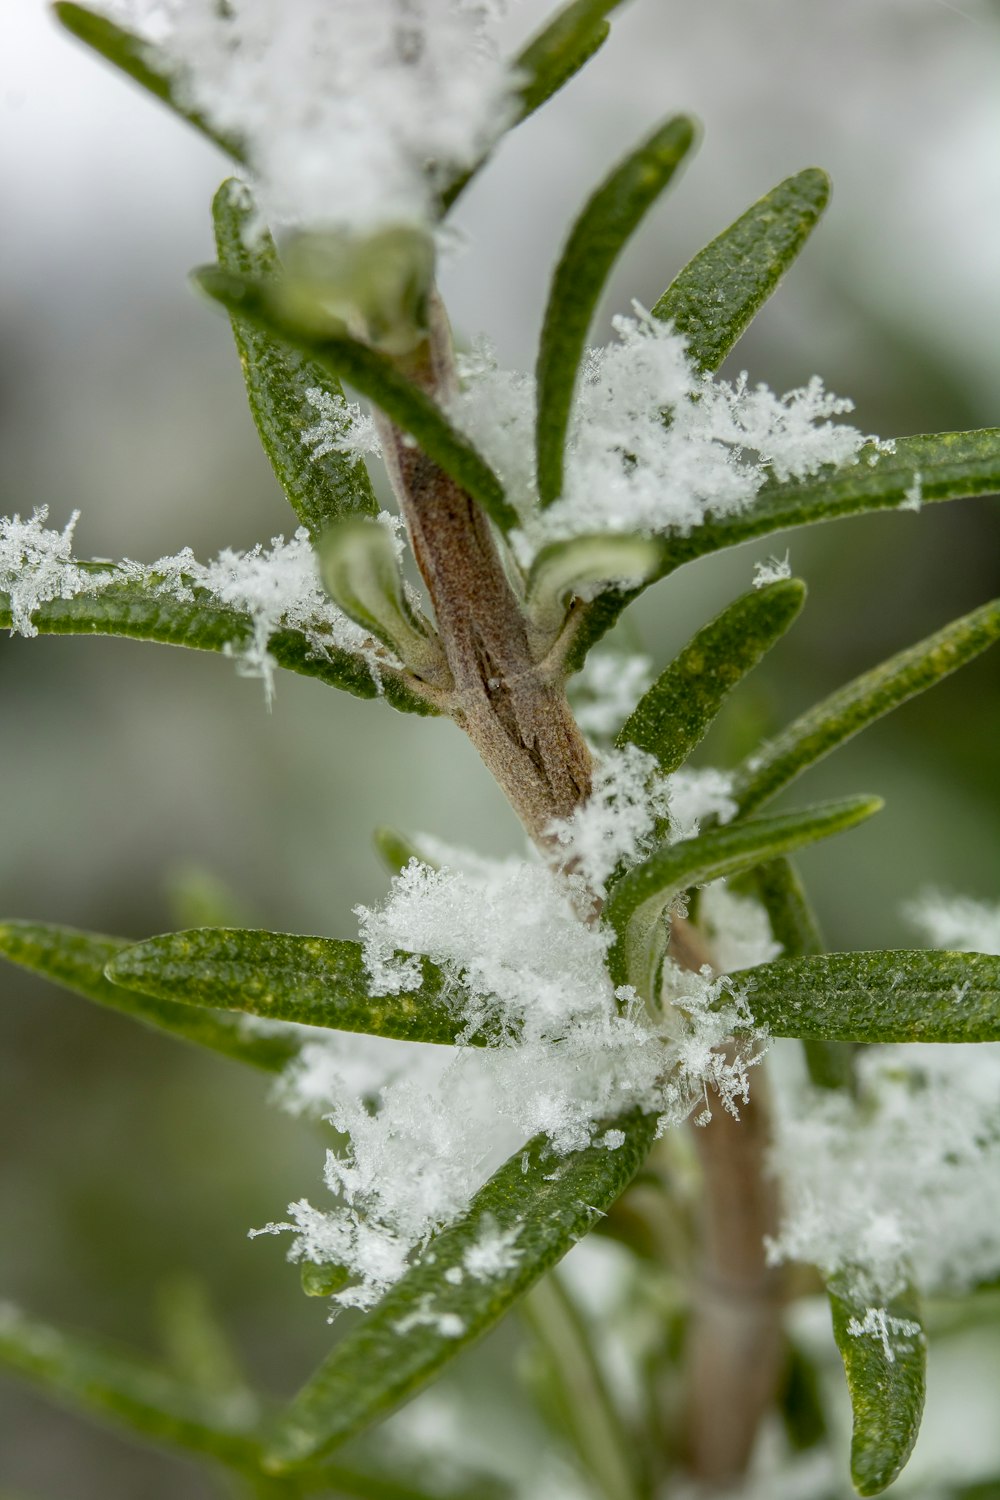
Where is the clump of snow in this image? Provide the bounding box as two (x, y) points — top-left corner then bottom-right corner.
(569, 649), (654, 742)
(0, 509), (391, 705)
(263, 841), (765, 1313)
(0, 509), (110, 637)
(752, 551), (792, 588)
(904, 890), (1000, 956)
(846, 1306), (924, 1364)
(393, 1297), (465, 1339)
(302, 388), (382, 463)
(106, 1), (517, 234)
(768, 1041), (1000, 1300)
(449, 309), (885, 570)
(546, 744), (671, 897)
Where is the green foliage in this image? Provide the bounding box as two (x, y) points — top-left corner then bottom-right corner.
(106, 927), (472, 1046)
(616, 578), (805, 771)
(828, 1277), (927, 1496)
(535, 115), (697, 507)
(0, 921), (300, 1071)
(652, 168), (831, 373)
(265, 1111), (657, 1470)
(193, 264), (517, 533)
(0, 575), (436, 715)
(9, 6), (1000, 1495)
(731, 950), (1000, 1043)
(212, 179), (381, 538)
(733, 596), (1000, 815)
(604, 795), (882, 993)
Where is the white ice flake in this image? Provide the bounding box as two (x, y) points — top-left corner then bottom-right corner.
(546, 744), (670, 897)
(0, 509), (110, 637)
(302, 388), (382, 463)
(103, 1), (517, 234)
(570, 650), (654, 742)
(752, 551), (792, 589)
(461, 1217), (522, 1280)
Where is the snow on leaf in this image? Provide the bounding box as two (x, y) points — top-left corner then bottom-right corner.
(102, 0), (518, 234)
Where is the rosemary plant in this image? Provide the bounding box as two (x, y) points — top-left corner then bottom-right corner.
(2, 4), (1000, 1498)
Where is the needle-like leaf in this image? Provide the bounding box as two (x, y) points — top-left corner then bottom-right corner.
(107, 928), (469, 1047)
(828, 1275), (926, 1496)
(264, 1111), (657, 1470)
(616, 579), (805, 771)
(0, 921), (300, 1071)
(732, 949), (1000, 1044)
(535, 116), (697, 508)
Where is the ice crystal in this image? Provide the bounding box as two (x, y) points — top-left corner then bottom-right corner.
(569, 650), (654, 742)
(301, 388), (382, 463)
(0, 509), (110, 637)
(546, 744), (670, 898)
(752, 551), (792, 588)
(106, 1), (517, 233)
(846, 1306), (923, 1364)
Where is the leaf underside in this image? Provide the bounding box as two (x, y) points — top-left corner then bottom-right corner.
(265, 1110), (658, 1470)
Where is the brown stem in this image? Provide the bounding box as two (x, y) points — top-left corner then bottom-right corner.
(670, 919), (785, 1486)
(378, 297), (593, 851)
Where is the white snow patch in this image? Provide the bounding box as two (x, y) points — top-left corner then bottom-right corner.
(570, 650), (654, 743)
(461, 1217), (522, 1281)
(302, 388), (382, 463)
(846, 1306), (923, 1364)
(905, 890), (1000, 956)
(104, 1), (517, 234)
(752, 551), (792, 588)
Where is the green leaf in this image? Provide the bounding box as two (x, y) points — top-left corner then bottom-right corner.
(264, 1111), (658, 1471)
(319, 517), (446, 676)
(732, 595), (1000, 817)
(526, 533), (669, 639)
(651, 168), (830, 373)
(827, 1275), (926, 1495)
(212, 179), (380, 538)
(750, 858), (856, 1090)
(0, 1302), (262, 1469)
(660, 428), (1000, 574)
(372, 827), (426, 876)
(0, 575), (436, 717)
(106, 927), (470, 1047)
(564, 428), (1000, 667)
(440, 1), (629, 211)
(53, 4), (246, 161)
(512, 0), (627, 124)
(603, 795), (881, 994)
(732, 949), (1000, 1043)
(0, 921), (300, 1072)
(535, 115), (697, 508)
(616, 579), (805, 771)
(193, 265), (516, 534)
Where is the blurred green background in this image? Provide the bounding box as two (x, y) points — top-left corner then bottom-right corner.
(1, 0), (999, 1494)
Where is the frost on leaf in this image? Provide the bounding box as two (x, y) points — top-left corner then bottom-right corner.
(569, 649), (654, 743)
(846, 1307), (924, 1365)
(449, 310), (883, 569)
(301, 388), (382, 464)
(265, 839), (766, 1313)
(105, 1), (518, 233)
(0, 510), (392, 705)
(752, 551), (792, 589)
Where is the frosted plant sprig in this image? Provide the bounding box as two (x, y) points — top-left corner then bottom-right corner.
(7, 4), (1000, 1495)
